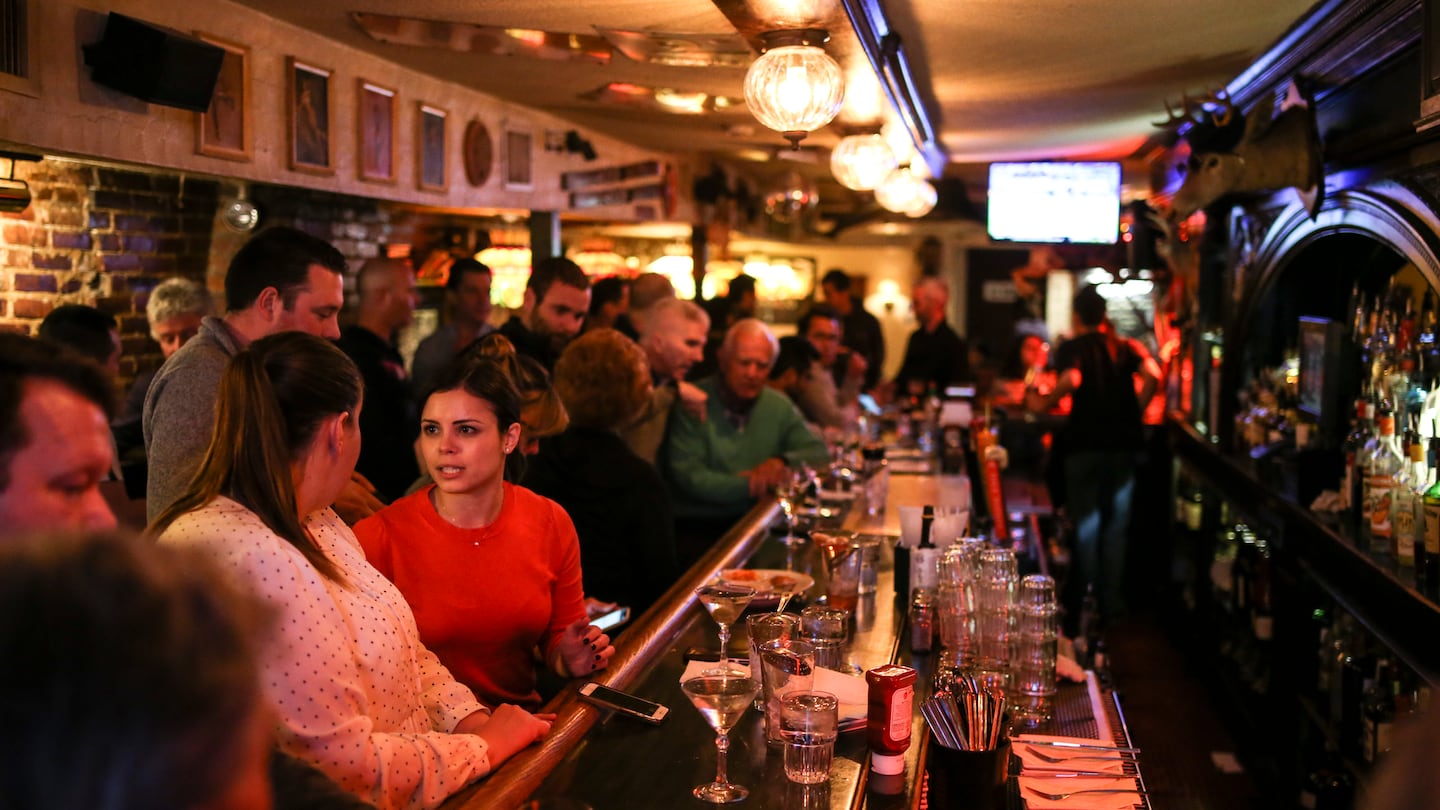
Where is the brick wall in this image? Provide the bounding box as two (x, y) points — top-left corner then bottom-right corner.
(0, 158), (514, 396)
(0, 158), (218, 390)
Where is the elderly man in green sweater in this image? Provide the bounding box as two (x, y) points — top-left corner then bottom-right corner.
(666, 318), (828, 563)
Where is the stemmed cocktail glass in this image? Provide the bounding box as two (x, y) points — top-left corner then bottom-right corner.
(696, 583), (757, 671)
(775, 470), (804, 547)
(682, 672), (761, 803)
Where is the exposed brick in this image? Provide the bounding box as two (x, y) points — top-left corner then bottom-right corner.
(31, 254), (72, 271)
(96, 234), (121, 252)
(120, 336), (152, 355)
(102, 253), (141, 271)
(97, 169), (152, 191)
(139, 256), (175, 273)
(158, 237), (185, 253)
(50, 230), (91, 250)
(151, 216), (180, 233)
(60, 278), (83, 294)
(123, 235), (158, 253)
(127, 193), (174, 214)
(0, 322), (27, 334)
(45, 208), (85, 228)
(13, 273), (57, 293)
(92, 190), (132, 210)
(12, 298), (52, 319)
(94, 296), (130, 315)
(89, 212), (112, 230)
(114, 214), (150, 231)
(35, 187), (82, 206)
(2, 223), (31, 245)
(0, 300), (6, 317)
(119, 315), (148, 333)
(1, 249), (29, 268)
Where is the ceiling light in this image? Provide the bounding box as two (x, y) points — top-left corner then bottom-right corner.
(743, 29), (844, 149)
(654, 89), (710, 114)
(875, 165), (936, 217)
(829, 133), (896, 191)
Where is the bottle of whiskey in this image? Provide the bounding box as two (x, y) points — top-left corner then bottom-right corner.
(1423, 435), (1440, 597)
(1363, 414), (1401, 554)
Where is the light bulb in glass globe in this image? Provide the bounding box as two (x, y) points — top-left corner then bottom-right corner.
(830, 134), (897, 191)
(744, 31), (844, 149)
(902, 179), (937, 217)
(874, 167), (922, 213)
(221, 198), (259, 232)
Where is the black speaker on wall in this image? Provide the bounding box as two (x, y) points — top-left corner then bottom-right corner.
(83, 13), (224, 112)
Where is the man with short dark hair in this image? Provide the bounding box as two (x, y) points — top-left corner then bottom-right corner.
(411, 258), (495, 395)
(499, 257), (591, 371)
(337, 258), (420, 502)
(821, 269), (885, 390)
(0, 334), (116, 533)
(766, 335), (820, 407)
(38, 304), (122, 379)
(1028, 285), (1160, 623)
(144, 226), (347, 521)
(792, 305), (864, 429)
(585, 276), (629, 333)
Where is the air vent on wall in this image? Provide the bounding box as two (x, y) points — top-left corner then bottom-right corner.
(0, 0), (27, 80)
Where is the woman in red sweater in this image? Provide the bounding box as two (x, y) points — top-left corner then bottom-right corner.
(356, 351), (614, 709)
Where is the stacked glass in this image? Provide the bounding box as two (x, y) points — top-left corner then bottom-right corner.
(973, 547), (1019, 688)
(935, 539), (983, 670)
(1012, 574), (1059, 724)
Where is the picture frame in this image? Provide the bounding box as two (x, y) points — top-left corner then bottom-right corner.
(358, 79), (397, 183)
(504, 129), (534, 190)
(417, 103), (448, 192)
(287, 57), (332, 174)
(194, 34), (250, 162)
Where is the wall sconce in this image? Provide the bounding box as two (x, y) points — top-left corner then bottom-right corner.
(874, 165), (936, 218)
(219, 183), (259, 233)
(743, 29), (845, 149)
(829, 133), (896, 191)
(564, 130), (598, 161)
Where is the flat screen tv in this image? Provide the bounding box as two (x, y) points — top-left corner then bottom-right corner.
(986, 161), (1121, 244)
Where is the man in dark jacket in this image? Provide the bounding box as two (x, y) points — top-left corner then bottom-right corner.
(498, 257), (591, 371)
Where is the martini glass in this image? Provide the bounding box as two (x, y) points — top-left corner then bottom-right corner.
(696, 583), (757, 670)
(682, 672), (761, 803)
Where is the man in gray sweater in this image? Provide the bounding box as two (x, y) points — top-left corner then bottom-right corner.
(143, 227), (346, 523)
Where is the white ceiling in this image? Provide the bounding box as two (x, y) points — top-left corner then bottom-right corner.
(227, 0), (1319, 202)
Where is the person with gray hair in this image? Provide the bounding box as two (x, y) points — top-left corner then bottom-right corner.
(622, 297), (710, 464)
(665, 318), (827, 564)
(121, 278), (213, 424)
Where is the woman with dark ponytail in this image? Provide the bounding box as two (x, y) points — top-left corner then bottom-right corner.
(151, 332), (552, 810)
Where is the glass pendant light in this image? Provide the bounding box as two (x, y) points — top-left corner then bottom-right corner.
(830, 133), (897, 191)
(875, 166), (937, 218)
(743, 30), (845, 149)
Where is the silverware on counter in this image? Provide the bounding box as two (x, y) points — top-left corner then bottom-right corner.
(1025, 745), (1139, 764)
(1020, 739), (1142, 754)
(1025, 786), (1149, 801)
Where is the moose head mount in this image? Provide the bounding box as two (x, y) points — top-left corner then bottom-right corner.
(1157, 79), (1324, 221)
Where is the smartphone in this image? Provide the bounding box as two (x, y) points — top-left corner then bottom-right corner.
(592, 606), (630, 633)
(578, 682), (668, 724)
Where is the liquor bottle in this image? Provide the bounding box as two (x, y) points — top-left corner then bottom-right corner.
(909, 505), (940, 599)
(1361, 659), (1395, 764)
(1419, 291), (1440, 385)
(1338, 636), (1373, 760)
(1424, 435), (1440, 598)
(1393, 430), (1421, 566)
(1341, 398), (1370, 516)
(1250, 535), (1274, 643)
(1363, 414), (1401, 554)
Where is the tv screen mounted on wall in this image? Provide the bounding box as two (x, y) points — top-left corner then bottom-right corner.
(986, 161), (1121, 244)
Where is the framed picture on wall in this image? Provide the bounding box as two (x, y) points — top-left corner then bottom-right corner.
(194, 34), (250, 161)
(358, 80), (397, 183)
(417, 103), (447, 192)
(287, 57), (332, 174)
(504, 129), (533, 190)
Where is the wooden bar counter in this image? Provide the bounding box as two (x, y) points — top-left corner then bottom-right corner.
(438, 470), (1133, 809)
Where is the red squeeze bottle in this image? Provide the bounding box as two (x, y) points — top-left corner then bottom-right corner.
(866, 664), (917, 775)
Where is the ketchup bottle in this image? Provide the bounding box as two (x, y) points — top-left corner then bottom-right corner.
(866, 664), (917, 774)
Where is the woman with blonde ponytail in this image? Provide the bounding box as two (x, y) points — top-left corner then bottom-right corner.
(152, 332), (552, 810)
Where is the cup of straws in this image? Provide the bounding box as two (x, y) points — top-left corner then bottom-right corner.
(921, 680), (1010, 810)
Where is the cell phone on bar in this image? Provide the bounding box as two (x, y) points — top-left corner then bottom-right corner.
(578, 682), (668, 724)
(592, 606), (631, 632)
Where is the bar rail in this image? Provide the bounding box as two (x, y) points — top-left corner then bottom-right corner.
(440, 500), (782, 810)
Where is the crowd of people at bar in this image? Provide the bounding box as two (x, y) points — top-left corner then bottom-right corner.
(0, 224), (1212, 809)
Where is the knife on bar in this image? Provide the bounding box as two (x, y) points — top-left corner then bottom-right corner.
(1020, 769), (1137, 778)
(1019, 739), (1142, 754)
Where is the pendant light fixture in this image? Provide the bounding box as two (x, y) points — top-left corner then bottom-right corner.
(829, 133), (897, 191)
(743, 29), (845, 149)
(875, 165), (937, 218)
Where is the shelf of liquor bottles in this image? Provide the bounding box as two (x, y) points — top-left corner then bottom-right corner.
(1171, 433), (1434, 807)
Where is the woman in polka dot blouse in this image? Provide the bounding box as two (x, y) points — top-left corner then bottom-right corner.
(355, 349), (617, 710)
(152, 333), (553, 810)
